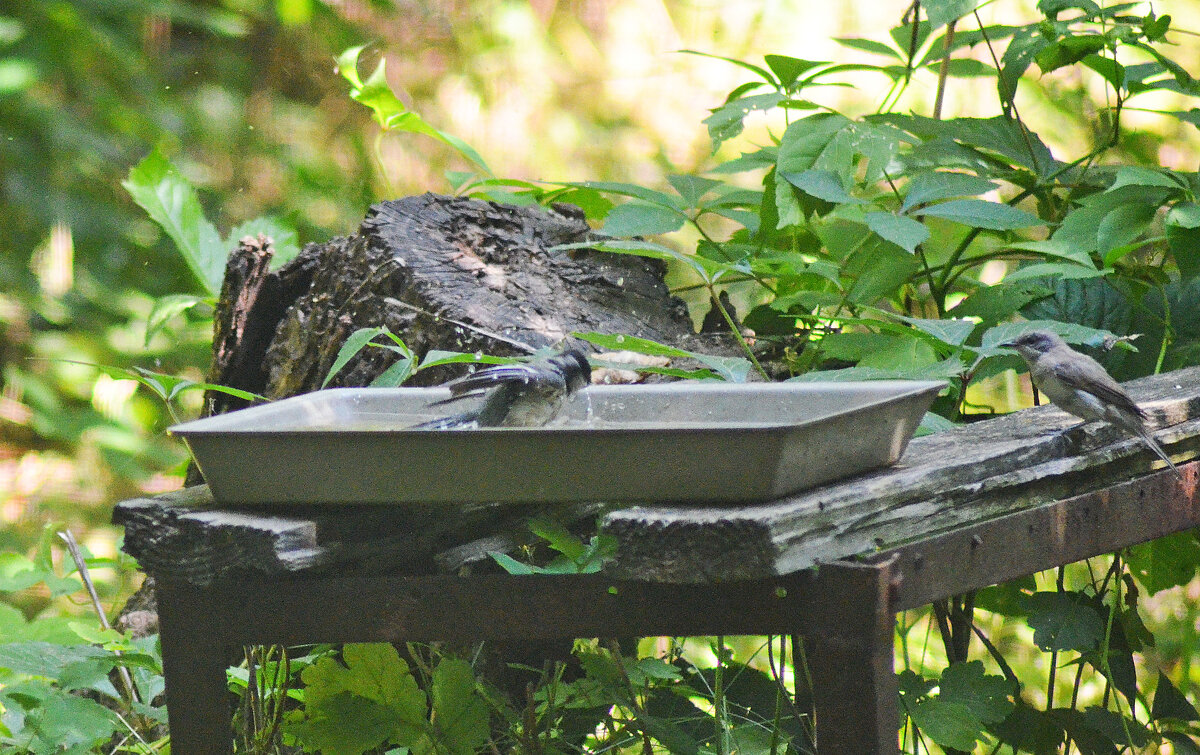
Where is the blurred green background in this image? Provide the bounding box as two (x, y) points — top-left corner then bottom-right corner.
(6, 1), (1200, 742)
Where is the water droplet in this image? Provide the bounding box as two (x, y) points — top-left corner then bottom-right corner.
(473, 351), (483, 360)
(616, 334), (625, 343)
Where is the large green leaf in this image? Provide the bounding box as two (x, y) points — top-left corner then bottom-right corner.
(1126, 530), (1200, 596)
(1152, 671), (1200, 722)
(907, 699), (983, 751)
(601, 202), (687, 237)
(781, 169), (862, 204)
(951, 281), (1054, 325)
(122, 147), (226, 296)
(865, 211), (930, 252)
(925, 0), (985, 27)
(1167, 202), (1200, 280)
(901, 172), (998, 211)
(774, 113), (852, 227)
(916, 198), (1042, 230)
(939, 661), (1015, 724)
(1021, 591), (1104, 652)
(415, 659), (489, 755)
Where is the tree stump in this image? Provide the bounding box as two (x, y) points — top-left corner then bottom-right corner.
(202, 193), (713, 407)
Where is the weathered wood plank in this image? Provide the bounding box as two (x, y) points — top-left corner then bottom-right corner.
(601, 366), (1200, 582)
(113, 486), (606, 584)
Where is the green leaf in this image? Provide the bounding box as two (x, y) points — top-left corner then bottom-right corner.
(764, 54), (827, 89)
(917, 412), (959, 436)
(226, 215), (301, 269)
(951, 281), (1054, 325)
(1021, 591), (1104, 652)
(865, 212), (930, 253)
(907, 699), (982, 751)
(1098, 202), (1157, 262)
(144, 294), (207, 346)
(915, 199), (1042, 230)
(420, 659), (489, 755)
(775, 113), (851, 227)
(791, 357), (964, 382)
(835, 37), (903, 59)
(938, 661), (1015, 724)
(122, 147), (226, 296)
(1004, 239), (1096, 267)
(902, 316), (976, 347)
(25, 693), (121, 750)
(1108, 166), (1185, 192)
(601, 202), (687, 238)
(926, 0), (985, 28)
(844, 242), (921, 305)
(338, 46), (491, 175)
(1167, 202), (1200, 280)
(297, 643), (428, 748)
(974, 576), (1037, 617)
(1080, 706), (1150, 748)
(0, 553), (80, 596)
(1003, 262), (1105, 283)
(781, 169), (862, 204)
(370, 357), (414, 387)
(702, 92), (787, 150)
(1126, 530), (1200, 596)
(575, 181), (685, 210)
(1035, 35), (1108, 74)
(1165, 733), (1200, 755)
(1152, 671), (1200, 722)
(667, 174), (723, 207)
(0, 641), (111, 678)
(989, 700), (1065, 754)
(489, 552), (541, 575)
(286, 692), (399, 755)
(901, 172), (998, 211)
(323, 327), (395, 388)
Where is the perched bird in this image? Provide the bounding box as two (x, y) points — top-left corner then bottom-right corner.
(1001, 330), (1181, 478)
(413, 347), (592, 429)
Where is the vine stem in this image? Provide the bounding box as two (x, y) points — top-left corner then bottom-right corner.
(931, 19), (956, 120)
(707, 283), (771, 380)
(1098, 553), (1137, 750)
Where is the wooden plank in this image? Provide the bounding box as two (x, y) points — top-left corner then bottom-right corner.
(113, 486), (605, 583)
(602, 366), (1200, 583)
(872, 461), (1200, 611)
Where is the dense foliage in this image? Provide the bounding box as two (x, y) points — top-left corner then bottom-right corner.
(6, 0), (1200, 753)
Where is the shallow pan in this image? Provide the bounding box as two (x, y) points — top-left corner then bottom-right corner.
(170, 380), (944, 505)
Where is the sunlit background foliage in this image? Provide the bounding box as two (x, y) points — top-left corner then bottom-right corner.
(6, 0), (1200, 752)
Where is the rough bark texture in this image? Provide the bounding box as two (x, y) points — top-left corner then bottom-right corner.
(262, 194), (708, 396)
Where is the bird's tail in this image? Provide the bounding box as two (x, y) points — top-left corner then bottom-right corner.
(1137, 427), (1183, 480)
(410, 412), (479, 430)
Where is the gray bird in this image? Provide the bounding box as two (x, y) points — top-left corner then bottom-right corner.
(413, 347), (592, 429)
(1001, 330), (1181, 478)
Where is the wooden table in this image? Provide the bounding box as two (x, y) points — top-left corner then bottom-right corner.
(115, 367), (1200, 754)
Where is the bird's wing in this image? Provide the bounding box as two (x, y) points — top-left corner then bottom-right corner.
(1050, 352), (1146, 420)
(442, 363), (537, 399)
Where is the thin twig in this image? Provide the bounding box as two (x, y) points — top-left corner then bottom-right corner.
(58, 530), (141, 705)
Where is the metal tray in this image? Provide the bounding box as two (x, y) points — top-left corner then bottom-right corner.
(171, 380), (944, 505)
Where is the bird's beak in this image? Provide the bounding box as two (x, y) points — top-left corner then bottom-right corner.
(999, 340), (1018, 350)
